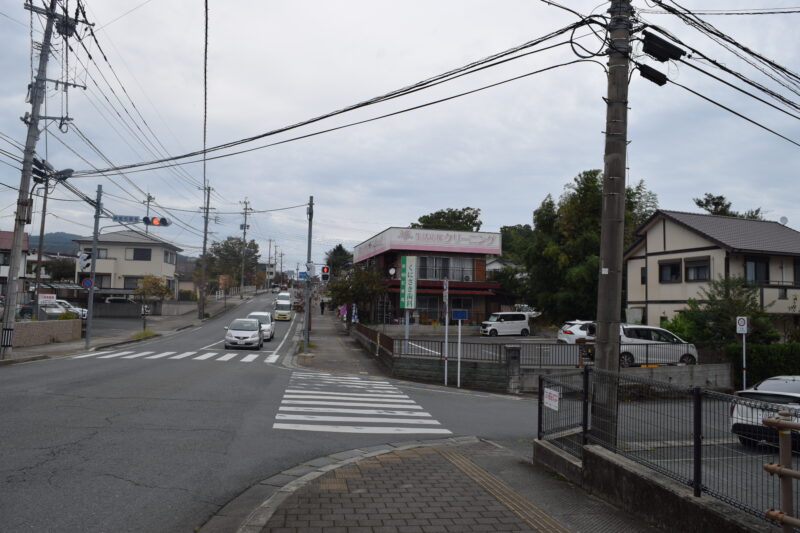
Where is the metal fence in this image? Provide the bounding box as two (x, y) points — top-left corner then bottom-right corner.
(393, 339), (585, 367)
(539, 368), (800, 525)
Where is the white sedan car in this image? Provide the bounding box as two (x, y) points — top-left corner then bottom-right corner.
(731, 376), (800, 449)
(247, 312), (274, 341)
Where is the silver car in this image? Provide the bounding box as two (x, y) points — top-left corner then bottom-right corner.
(247, 312), (274, 341)
(619, 324), (698, 367)
(224, 318), (264, 350)
(731, 376), (800, 449)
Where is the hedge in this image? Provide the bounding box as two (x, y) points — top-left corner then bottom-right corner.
(725, 342), (800, 389)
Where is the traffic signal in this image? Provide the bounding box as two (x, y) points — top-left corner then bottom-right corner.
(321, 265), (331, 282)
(142, 217), (171, 227)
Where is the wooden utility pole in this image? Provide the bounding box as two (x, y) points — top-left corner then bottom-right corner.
(593, 0), (633, 444)
(240, 198), (250, 299)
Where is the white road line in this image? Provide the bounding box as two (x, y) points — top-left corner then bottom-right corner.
(264, 353), (279, 363)
(98, 351), (133, 359)
(270, 314), (295, 355)
(200, 340), (224, 350)
(275, 414), (442, 424)
(146, 352), (175, 359)
(216, 353), (238, 361)
(194, 352), (217, 360)
(283, 395), (414, 403)
(170, 351), (196, 359)
(240, 353), (259, 363)
(281, 400), (423, 409)
(279, 406), (432, 416)
(409, 341), (440, 355)
(122, 351), (154, 359)
(73, 352), (107, 359)
(291, 378), (392, 386)
(272, 423), (451, 434)
(284, 390), (406, 398)
(292, 375), (386, 383)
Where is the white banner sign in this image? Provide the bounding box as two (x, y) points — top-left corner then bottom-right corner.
(544, 388), (560, 411)
(399, 255), (417, 309)
(38, 294), (56, 304)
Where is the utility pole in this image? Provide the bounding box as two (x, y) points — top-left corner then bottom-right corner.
(144, 193), (155, 234)
(84, 185), (102, 350)
(33, 176), (50, 319)
(266, 238), (273, 290)
(593, 0), (633, 445)
(240, 198), (250, 299)
(279, 252), (284, 286)
(303, 196), (314, 352)
(198, 186), (211, 319)
(0, 0), (59, 359)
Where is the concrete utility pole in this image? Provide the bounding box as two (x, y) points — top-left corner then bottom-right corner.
(84, 185), (102, 350)
(198, 186), (211, 319)
(144, 193), (155, 234)
(239, 198), (250, 299)
(33, 176), (50, 319)
(303, 196), (314, 352)
(0, 0), (58, 359)
(266, 238), (273, 290)
(593, 0), (633, 445)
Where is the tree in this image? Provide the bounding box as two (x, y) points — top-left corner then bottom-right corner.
(324, 244), (353, 277)
(662, 276), (779, 350)
(499, 224), (534, 265)
(326, 267), (386, 329)
(195, 237), (260, 286)
(135, 275), (171, 301)
(693, 193), (763, 220)
(410, 207), (482, 232)
(46, 257), (77, 281)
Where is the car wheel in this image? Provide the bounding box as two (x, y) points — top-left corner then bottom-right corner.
(619, 352), (635, 368)
(224, 344), (230, 350)
(489, 329), (498, 337)
(520, 328), (530, 337)
(679, 354), (697, 365)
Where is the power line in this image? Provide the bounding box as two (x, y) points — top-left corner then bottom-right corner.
(640, 7), (800, 16)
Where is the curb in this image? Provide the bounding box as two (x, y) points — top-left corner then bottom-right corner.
(198, 436), (479, 533)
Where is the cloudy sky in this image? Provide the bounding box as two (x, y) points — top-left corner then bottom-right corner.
(0, 0), (798, 270)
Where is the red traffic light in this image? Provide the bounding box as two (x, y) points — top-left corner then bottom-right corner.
(143, 217), (171, 227)
(321, 266), (330, 273)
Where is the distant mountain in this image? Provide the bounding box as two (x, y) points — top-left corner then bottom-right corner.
(29, 232), (81, 255)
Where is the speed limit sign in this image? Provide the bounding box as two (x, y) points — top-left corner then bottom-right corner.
(736, 316), (748, 334)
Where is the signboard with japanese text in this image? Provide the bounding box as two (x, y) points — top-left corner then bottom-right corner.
(38, 294), (56, 304)
(736, 316), (749, 334)
(544, 388), (560, 411)
(399, 255), (417, 309)
(354, 227), (502, 263)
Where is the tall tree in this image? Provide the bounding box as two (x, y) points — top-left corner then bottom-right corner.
(196, 236), (260, 286)
(693, 193), (763, 220)
(326, 267), (386, 329)
(324, 244), (353, 277)
(410, 207), (482, 232)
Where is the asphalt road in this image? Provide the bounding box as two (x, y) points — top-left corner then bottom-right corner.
(0, 292), (539, 532)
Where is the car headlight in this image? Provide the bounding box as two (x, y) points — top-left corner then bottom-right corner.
(249, 332), (259, 339)
(225, 332), (235, 339)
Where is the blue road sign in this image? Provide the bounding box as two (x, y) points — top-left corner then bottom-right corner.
(81, 278), (93, 289)
(452, 309), (468, 321)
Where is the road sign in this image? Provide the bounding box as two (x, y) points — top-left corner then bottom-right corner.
(112, 215), (141, 224)
(298, 272), (307, 280)
(399, 256), (417, 309)
(78, 252), (91, 270)
(81, 278), (93, 289)
(452, 309), (468, 321)
(38, 293), (56, 304)
(736, 316), (749, 334)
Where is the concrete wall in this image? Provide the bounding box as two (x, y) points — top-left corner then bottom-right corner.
(622, 363), (732, 390)
(12, 319), (82, 347)
(161, 301), (196, 316)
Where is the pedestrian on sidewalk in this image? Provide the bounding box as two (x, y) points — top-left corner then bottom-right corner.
(320, 300), (325, 315)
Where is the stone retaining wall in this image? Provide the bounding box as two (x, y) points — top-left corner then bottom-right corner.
(12, 319), (82, 347)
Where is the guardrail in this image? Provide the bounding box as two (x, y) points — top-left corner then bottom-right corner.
(392, 339), (585, 367)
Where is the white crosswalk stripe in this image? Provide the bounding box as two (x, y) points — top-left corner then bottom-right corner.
(98, 351), (134, 359)
(70, 349), (283, 364)
(240, 353), (260, 363)
(193, 352), (217, 360)
(146, 352), (175, 359)
(264, 353), (279, 363)
(122, 351), (154, 359)
(273, 372), (451, 435)
(216, 353), (238, 361)
(170, 351), (196, 359)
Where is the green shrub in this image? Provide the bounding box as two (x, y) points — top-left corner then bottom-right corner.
(132, 329), (157, 340)
(725, 342), (800, 389)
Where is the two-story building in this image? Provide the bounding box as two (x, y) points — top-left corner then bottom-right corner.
(73, 231), (182, 298)
(0, 231), (29, 296)
(353, 227), (502, 324)
(625, 210), (800, 327)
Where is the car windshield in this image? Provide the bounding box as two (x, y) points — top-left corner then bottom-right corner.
(248, 314), (271, 324)
(486, 314), (501, 322)
(276, 303), (291, 311)
(753, 378), (800, 393)
(229, 319), (258, 331)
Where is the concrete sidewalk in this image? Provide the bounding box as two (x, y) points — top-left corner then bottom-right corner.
(221, 312), (659, 533)
(0, 292), (257, 365)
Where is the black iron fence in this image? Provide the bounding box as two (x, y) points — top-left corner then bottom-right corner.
(539, 368), (800, 525)
(393, 339), (585, 367)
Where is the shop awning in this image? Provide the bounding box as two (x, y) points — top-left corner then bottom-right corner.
(387, 288), (495, 295)
(29, 282), (84, 290)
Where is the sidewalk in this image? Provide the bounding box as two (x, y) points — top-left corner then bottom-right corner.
(223, 312), (659, 533)
(0, 293), (257, 365)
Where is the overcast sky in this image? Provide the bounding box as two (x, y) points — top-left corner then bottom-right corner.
(0, 0), (798, 270)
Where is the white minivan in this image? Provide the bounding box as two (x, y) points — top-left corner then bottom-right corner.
(480, 312), (532, 337)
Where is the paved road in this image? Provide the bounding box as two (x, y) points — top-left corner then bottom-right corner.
(0, 292), (538, 532)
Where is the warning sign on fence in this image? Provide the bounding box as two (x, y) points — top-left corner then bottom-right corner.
(544, 387), (560, 411)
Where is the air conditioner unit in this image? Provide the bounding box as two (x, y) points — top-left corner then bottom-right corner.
(464, 275), (471, 282)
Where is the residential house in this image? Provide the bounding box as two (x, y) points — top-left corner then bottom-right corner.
(625, 210), (800, 327)
(353, 227), (502, 324)
(0, 231), (29, 296)
(73, 230), (183, 298)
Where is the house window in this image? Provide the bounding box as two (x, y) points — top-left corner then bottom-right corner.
(658, 260), (681, 283)
(125, 248), (152, 261)
(124, 276), (143, 290)
(779, 288), (788, 300)
(640, 266), (647, 285)
(795, 258), (800, 287)
(84, 247), (108, 259)
(0, 252), (9, 266)
(163, 250), (176, 265)
(685, 257), (710, 282)
(745, 257), (769, 284)
(95, 274), (111, 288)
(416, 295), (440, 323)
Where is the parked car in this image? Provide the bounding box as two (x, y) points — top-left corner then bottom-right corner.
(273, 299), (293, 321)
(224, 318), (263, 350)
(480, 312), (532, 337)
(40, 302), (80, 318)
(619, 324), (698, 367)
(247, 311), (274, 341)
(55, 299), (87, 319)
(277, 291), (291, 302)
(731, 376), (800, 449)
(557, 320), (596, 344)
